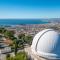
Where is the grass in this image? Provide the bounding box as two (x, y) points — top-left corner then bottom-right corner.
(6, 51), (28, 60)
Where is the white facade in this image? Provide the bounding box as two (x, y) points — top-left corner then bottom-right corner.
(0, 47), (11, 54)
(2, 47), (11, 54)
(31, 29), (60, 59)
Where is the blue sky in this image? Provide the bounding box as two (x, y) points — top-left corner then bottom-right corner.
(0, 0), (60, 19)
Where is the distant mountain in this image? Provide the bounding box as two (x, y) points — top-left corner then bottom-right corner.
(47, 18), (60, 23)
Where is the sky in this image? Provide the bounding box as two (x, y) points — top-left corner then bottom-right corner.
(0, 0), (60, 19)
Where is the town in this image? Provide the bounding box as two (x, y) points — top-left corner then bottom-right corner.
(0, 23), (60, 60)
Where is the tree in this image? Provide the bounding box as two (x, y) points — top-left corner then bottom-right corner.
(25, 35), (32, 45)
(18, 33), (25, 40)
(18, 39), (24, 49)
(4, 30), (14, 40)
(14, 39), (18, 55)
(18, 33), (33, 45)
(13, 37), (24, 55)
(18, 33), (25, 43)
(0, 27), (6, 33)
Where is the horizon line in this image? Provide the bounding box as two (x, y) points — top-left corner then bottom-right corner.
(0, 18), (60, 19)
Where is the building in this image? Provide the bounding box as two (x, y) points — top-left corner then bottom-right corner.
(31, 29), (60, 60)
(25, 29), (60, 60)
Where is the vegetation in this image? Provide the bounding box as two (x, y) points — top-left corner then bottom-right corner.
(6, 52), (28, 60)
(25, 35), (32, 45)
(0, 27), (32, 45)
(0, 27), (6, 33)
(0, 27), (33, 59)
(4, 30), (14, 40)
(14, 39), (18, 55)
(18, 33), (25, 40)
(18, 33), (33, 45)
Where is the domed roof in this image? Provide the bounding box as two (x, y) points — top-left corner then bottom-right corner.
(31, 29), (60, 59)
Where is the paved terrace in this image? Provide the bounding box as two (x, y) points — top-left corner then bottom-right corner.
(24, 47), (47, 60)
(0, 53), (6, 60)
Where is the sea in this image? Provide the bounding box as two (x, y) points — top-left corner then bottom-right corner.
(0, 19), (49, 25)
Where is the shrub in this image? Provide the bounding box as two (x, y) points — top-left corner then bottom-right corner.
(6, 51), (28, 60)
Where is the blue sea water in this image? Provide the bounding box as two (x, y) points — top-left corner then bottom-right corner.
(0, 19), (49, 25)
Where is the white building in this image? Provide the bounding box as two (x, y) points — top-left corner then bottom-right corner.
(31, 29), (60, 60)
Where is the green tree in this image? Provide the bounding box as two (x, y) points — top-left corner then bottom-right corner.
(13, 37), (24, 55)
(4, 30), (14, 39)
(18, 33), (33, 45)
(18, 33), (25, 44)
(25, 35), (32, 45)
(18, 33), (25, 40)
(18, 39), (24, 49)
(14, 39), (18, 55)
(0, 27), (6, 33)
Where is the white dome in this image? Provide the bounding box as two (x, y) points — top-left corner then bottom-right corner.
(31, 29), (60, 59)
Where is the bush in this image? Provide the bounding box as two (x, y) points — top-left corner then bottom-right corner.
(6, 51), (28, 60)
